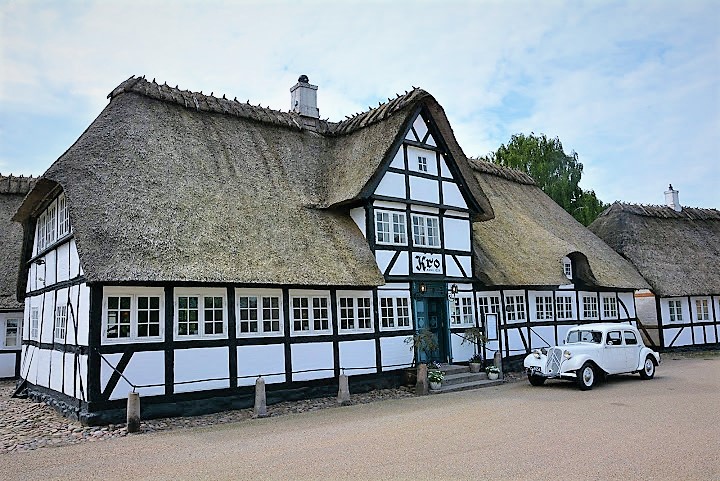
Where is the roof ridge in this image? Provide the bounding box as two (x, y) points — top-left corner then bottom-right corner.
(0, 174), (36, 195)
(605, 201), (720, 220)
(467, 158), (537, 185)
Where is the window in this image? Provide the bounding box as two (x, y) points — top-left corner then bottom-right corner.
(338, 295), (373, 332)
(45, 203), (57, 248)
(30, 307), (39, 340)
(4, 319), (20, 347)
(54, 306), (67, 341)
(418, 156), (428, 172)
(375, 210), (407, 245)
(505, 295), (526, 322)
(411, 214), (440, 248)
(668, 299), (683, 322)
(176, 294), (225, 338)
(624, 331), (638, 345)
(450, 296), (474, 326)
(34, 195), (73, 253)
(237, 294), (282, 335)
(695, 299), (710, 321)
(57, 194), (70, 237)
(379, 297), (411, 329)
(535, 295), (554, 320)
(606, 331), (622, 346)
(602, 296), (618, 319)
(583, 296), (598, 319)
(556, 295), (574, 320)
(292, 295), (330, 333)
(477, 296), (500, 316)
(105, 292), (163, 341)
(563, 257), (572, 279)
(36, 213), (47, 252)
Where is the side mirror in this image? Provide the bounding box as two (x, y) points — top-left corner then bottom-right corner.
(563, 340), (566, 344)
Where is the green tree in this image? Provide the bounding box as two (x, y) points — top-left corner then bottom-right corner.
(481, 133), (606, 226)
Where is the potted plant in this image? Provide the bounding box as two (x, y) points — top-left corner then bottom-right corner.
(428, 369), (444, 390)
(486, 365), (500, 380)
(468, 354), (483, 373)
(403, 329), (440, 385)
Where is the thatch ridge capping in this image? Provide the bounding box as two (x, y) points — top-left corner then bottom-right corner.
(0, 174), (35, 195)
(468, 158), (536, 186)
(601, 201), (720, 221)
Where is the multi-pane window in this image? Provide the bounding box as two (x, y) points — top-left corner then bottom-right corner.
(54, 305), (68, 341)
(602, 297), (618, 319)
(57, 195), (70, 237)
(375, 210), (407, 245)
(695, 299), (710, 321)
(45, 204), (57, 248)
(104, 291), (163, 341)
(450, 297), (474, 326)
(535, 296), (554, 320)
(380, 297), (411, 329)
(237, 295), (282, 335)
(4, 319), (20, 347)
(238, 296), (259, 333)
(107, 296), (131, 339)
(292, 295), (330, 333)
(35, 195), (73, 252)
(177, 294), (225, 337)
(583, 296), (599, 319)
(37, 213), (47, 251)
(30, 307), (39, 340)
(477, 296), (500, 316)
(177, 296), (199, 336)
(203, 297), (224, 335)
(411, 214), (440, 247)
(563, 257), (572, 279)
(262, 297), (281, 332)
(338, 296), (373, 331)
(136, 296), (161, 337)
(418, 156), (428, 172)
(505, 295), (526, 322)
(556, 295), (574, 320)
(668, 300), (683, 322)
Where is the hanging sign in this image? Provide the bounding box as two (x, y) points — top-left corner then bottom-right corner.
(412, 252), (443, 274)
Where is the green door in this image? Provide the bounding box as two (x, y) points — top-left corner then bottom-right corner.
(414, 296), (448, 363)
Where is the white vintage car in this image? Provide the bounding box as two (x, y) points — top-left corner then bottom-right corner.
(523, 323), (660, 390)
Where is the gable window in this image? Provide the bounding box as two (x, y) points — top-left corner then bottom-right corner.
(57, 194), (70, 237)
(556, 295), (574, 320)
(417, 156), (428, 172)
(535, 295), (554, 320)
(695, 299), (710, 321)
(4, 319), (20, 348)
(34, 194), (73, 253)
(504, 295), (526, 323)
(450, 296), (474, 326)
(582, 296), (599, 319)
(30, 307), (39, 340)
(375, 210), (407, 245)
(291, 294), (330, 334)
(602, 297), (618, 319)
(668, 299), (683, 322)
(411, 214), (440, 248)
(338, 295), (373, 332)
(379, 297), (411, 329)
(104, 290), (164, 342)
(237, 292), (282, 336)
(54, 305), (67, 341)
(563, 257), (573, 279)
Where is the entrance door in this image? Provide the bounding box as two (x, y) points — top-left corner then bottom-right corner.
(414, 297), (448, 363)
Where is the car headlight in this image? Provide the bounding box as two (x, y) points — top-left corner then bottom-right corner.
(541, 347), (548, 355)
(532, 349), (541, 359)
(563, 350), (572, 360)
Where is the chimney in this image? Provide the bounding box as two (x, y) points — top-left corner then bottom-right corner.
(664, 184), (681, 212)
(290, 75), (319, 119)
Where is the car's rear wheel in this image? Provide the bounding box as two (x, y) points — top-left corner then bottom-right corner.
(528, 374), (546, 386)
(577, 362), (595, 390)
(639, 356), (656, 379)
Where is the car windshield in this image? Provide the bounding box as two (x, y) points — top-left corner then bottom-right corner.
(566, 330), (603, 344)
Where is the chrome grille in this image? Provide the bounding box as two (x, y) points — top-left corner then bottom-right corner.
(546, 348), (562, 375)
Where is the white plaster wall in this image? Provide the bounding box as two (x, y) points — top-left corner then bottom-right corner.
(380, 336), (413, 370)
(291, 342), (334, 381)
(174, 347), (230, 393)
(69, 239), (81, 279)
(439, 157), (451, 178)
(442, 182), (467, 209)
(49, 350), (63, 392)
(44, 250), (56, 286)
(445, 256), (462, 278)
(374, 200), (406, 210)
(56, 242), (70, 282)
(76, 354), (88, 401)
(407, 146), (438, 176)
(389, 251), (409, 276)
(40, 292), (55, 344)
(529, 326), (555, 349)
(704, 326), (717, 344)
(506, 327), (526, 354)
(375, 171), (406, 199)
(693, 326), (705, 344)
(456, 256), (472, 278)
(237, 344), (285, 386)
(409, 176), (439, 204)
(350, 207), (366, 238)
(664, 326), (692, 347)
(557, 325), (575, 345)
(390, 147), (404, 168)
(0, 353), (16, 378)
(451, 336), (474, 363)
(63, 352), (75, 396)
(618, 292), (637, 319)
(442, 217), (470, 251)
(411, 205), (440, 214)
(339, 340), (376, 375)
(412, 115), (428, 141)
(108, 351), (165, 400)
(375, 250), (395, 274)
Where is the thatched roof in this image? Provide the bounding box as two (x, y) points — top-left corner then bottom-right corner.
(1, 175), (34, 310)
(469, 160), (649, 290)
(589, 203), (720, 296)
(13, 77), (492, 286)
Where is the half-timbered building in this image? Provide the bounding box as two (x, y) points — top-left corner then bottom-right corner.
(589, 187), (720, 349)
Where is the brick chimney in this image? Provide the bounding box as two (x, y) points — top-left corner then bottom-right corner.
(290, 75), (319, 119)
(664, 184), (681, 212)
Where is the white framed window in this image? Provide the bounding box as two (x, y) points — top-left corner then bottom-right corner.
(175, 289), (226, 338)
(379, 296), (411, 330)
(556, 295), (574, 320)
(695, 299), (710, 321)
(668, 299), (683, 322)
(418, 156), (428, 172)
(236, 290), (283, 336)
(104, 289), (164, 342)
(582, 296), (599, 319)
(291, 292), (331, 334)
(36, 212), (47, 252)
(477, 295), (500, 316)
(450, 296), (474, 326)
(535, 295), (554, 320)
(505, 295), (526, 323)
(54, 305), (67, 341)
(30, 307), (39, 340)
(411, 214), (440, 248)
(3, 319), (20, 348)
(34, 194), (73, 253)
(375, 210), (407, 245)
(563, 257), (572, 279)
(45, 203), (57, 248)
(338, 294), (373, 332)
(57, 194), (70, 237)
(602, 296), (618, 319)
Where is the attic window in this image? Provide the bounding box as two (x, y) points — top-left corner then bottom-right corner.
(563, 257), (572, 279)
(35, 193), (72, 253)
(418, 156), (428, 172)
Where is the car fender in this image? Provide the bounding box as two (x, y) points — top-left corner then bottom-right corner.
(560, 354), (594, 374)
(635, 348), (661, 370)
(523, 354), (545, 369)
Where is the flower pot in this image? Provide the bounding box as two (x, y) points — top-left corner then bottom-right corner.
(429, 381), (442, 390)
(469, 362), (482, 373)
(488, 372), (499, 380)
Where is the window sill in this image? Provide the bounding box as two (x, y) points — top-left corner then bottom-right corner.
(28, 233), (74, 264)
(102, 337), (163, 344)
(237, 332), (284, 338)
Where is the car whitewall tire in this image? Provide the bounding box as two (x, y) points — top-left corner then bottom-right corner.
(577, 362), (595, 391)
(639, 356), (656, 380)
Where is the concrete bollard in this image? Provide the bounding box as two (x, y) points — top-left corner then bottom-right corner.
(126, 391), (140, 433)
(254, 376), (268, 418)
(337, 373), (351, 405)
(494, 351), (504, 379)
(415, 363), (429, 396)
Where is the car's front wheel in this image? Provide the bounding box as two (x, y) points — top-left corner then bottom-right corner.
(639, 356), (656, 380)
(528, 374), (546, 386)
(577, 362), (596, 390)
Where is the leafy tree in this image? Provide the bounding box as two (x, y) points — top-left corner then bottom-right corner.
(481, 133), (606, 226)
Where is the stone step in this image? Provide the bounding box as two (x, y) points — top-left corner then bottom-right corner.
(435, 364), (471, 375)
(442, 371), (488, 385)
(429, 378), (504, 394)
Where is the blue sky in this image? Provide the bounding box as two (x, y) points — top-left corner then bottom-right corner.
(1, 0), (718, 207)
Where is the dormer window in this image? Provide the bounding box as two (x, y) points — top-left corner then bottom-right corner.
(35, 193), (72, 253)
(563, 257), (572, 279)
(418, 156), (428, 172)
